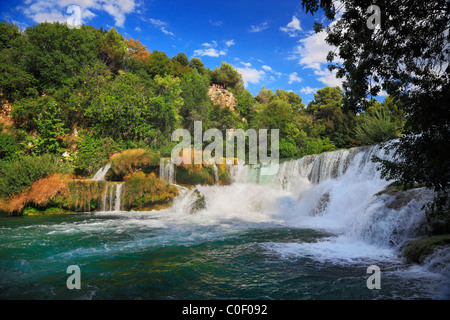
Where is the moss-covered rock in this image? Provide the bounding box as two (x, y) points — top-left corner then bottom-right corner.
(123, 171), (178, 210)
(109, 148), (160, 180)
(403, 234), (450, 264)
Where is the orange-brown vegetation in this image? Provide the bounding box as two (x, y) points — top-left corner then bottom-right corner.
(110, 148), (159, 179)
(125, 38), (151, 62)
(1, 173), (70, 214)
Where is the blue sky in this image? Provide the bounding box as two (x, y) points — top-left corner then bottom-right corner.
(1, 0), (346, 103)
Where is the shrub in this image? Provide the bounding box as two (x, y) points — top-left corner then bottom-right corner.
(109, 148), (160, 180)
(0, 154), (72, 198)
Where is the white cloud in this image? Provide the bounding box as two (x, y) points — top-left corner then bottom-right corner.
(293, 26), (344, 88)
(193, 48), (226, 57)
(314, 68), (343, 87)
(194, 40), (231, 58)
(148, 18), (166, 27)
(240, 61), (251, 67)
(260, 64), (282, 77)
(160, 27), (174, 36)
(135, 26), (141, 32)
(249, 22), (269, 33)
(294, 30), (335, 70)
(280, 16), (302, 37)
(236, 67), (265, 87)
(300, 86), (319, 95)
(202, 41), (217, 47)
(149, 18), (174, 36)
(210, 20), (222, 27)
(288, 72), (302, 84)
(225, 39), (235, 47)
(19, 0), (136, 28)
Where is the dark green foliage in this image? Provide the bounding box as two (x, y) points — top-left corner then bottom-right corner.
(0, 21), (21, 50)
(22, 23), (99, 90)
(145, 50), (173, 78)
(73, 132), (122, 177)
(179, 71), (212, 131)
(97, 27), (127, 73)
(233, 88), (255, 118)
(210, 62), (245, 93)
(0, 154), (72, 198)
(33, 101), (68, 155)
(306, 86), (355, 148)
(189, 58), (207, 75)
(0, 132), (21, 162)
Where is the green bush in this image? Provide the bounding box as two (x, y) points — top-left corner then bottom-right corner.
(0, 154), (72, 198)
(355, 109), (399, 145)
(0, 132), (21, 162)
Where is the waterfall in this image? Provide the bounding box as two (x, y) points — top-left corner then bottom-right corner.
(100, 183), (124, 212)
(178, 143), (434, 251)
(92, 164), (111, 181)
(160, 158), (175, 183)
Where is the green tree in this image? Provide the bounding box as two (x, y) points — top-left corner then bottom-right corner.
(276, 89), (305, 112)
(189, 58), (207, 75)
(306, 86), (355, 148)
(210, 62), (245, 93)
(22, 23), (99, 90)
(179, 71), (212, 131)
(0, 21), (21, 50)
(145, 50), (173, 78)
(33, 101), (68, 155)
(97, 27), (127, 73)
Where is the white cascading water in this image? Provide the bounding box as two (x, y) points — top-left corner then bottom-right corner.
(160, 158), (176, 184)
(101, 183), (124, 212)
(92, 164), (111, 181)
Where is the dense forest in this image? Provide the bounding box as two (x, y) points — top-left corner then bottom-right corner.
(0, 21), (404, 182)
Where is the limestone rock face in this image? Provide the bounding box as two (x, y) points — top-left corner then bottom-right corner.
(208, 86), (236, 111)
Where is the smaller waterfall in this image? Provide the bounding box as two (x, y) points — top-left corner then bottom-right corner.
(101, 183), (124, 212)
(114, 183), (123, 212)
(213, 162), (219, 185)
(160, 158), (175, 183)
(102, 184), (109, 211)
(92, 164), (111, 181)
